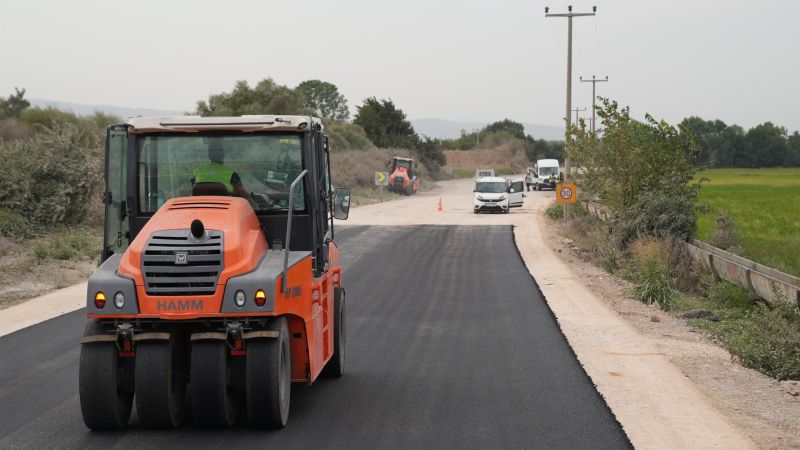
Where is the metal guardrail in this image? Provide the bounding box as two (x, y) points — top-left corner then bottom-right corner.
(582, 201), (800, 308)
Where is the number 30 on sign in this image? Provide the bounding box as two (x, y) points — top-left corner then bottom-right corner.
(556, 183), (577, 203)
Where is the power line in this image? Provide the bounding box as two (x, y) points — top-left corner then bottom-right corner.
(580, 75), (609, 133)
(545, 4), (596, 220)
(592, 17), (609, 76)
(572, 107), (587, 125)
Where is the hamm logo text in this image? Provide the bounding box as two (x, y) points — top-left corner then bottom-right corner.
(157, 299), (204, 311)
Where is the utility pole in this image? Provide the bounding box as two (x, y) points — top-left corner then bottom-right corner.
(572, 107), (586, 126)
(546, 5), (596, 219)
(580, 75), (608, 133)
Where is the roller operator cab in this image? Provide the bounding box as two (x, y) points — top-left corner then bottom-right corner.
(79, 115), (352, 430)
(387, 156), (419, 195)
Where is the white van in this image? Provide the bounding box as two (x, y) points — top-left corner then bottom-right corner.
(473, 177), (524, 214)
(532, 159), (560, 191)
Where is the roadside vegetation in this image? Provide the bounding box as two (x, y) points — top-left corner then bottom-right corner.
(553, 98), (800, 381)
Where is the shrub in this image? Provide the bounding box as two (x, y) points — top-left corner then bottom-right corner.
(0, 208), (32, 239)
(567, 98), (703, 245)
(0, 123), (103, 230)
(718, 303), (800, 380)
(546, 203), (564, 220)
(628, 237), (676, 310)
(708, 211), (741, 251)
(617, 191), (698, 246)
(33, 241), (49, 262)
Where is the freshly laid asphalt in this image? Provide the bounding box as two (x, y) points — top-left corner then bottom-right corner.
(0, 225), (630, 449)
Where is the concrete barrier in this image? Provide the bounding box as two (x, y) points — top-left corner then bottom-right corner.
(687, 240), (800, 308)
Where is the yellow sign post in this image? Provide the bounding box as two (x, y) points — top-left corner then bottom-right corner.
(375, 171), (389, 202)
(556, 183), (577, 204)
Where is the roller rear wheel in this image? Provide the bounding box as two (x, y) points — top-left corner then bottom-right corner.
(190, 340), (238, 427)
(322, 288), (346, 378)
(246, 318), (291, 428)
(134, 330), (188, 428)
(79, 320), (133, 430)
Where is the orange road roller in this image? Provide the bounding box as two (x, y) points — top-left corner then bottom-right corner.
(79, 115), (351, 429)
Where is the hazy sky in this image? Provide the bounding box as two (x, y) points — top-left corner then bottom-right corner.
(1, 0), (798, 131)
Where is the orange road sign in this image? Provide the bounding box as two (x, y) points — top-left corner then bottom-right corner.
(556, 183), (577, 203)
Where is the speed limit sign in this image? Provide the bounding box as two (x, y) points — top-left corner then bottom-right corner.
(556, 183), (577, 203)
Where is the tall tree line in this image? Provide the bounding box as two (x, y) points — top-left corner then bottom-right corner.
(680, 117), (800, 167)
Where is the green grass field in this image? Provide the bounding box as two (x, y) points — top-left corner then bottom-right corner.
(696, 168), (800, 276)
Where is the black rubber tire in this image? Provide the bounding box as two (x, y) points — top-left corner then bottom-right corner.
(190, 340), (237, 427)
(246, 317), (291, 428)
(322, 288), (346, 378)
(79, 320), (133, 430)
(134, 330), (188, 428)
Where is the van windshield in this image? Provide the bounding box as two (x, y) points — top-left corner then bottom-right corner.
(539, 167), (559, 177)
(476, 181), (507, 193)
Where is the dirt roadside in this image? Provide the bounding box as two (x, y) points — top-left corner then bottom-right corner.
(541, 215), (800, 449)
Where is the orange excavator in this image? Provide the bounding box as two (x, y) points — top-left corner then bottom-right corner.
(387, 156), (420, 196)
(79, 115), (351, 429)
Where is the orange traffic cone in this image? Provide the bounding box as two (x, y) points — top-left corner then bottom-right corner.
(437, 198), (443, 211)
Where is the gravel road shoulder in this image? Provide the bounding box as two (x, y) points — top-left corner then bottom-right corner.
(541, 214), (800, 449)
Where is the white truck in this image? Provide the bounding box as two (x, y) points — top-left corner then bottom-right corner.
(525, 159), (560, 191)
(473, 176), (524, 214)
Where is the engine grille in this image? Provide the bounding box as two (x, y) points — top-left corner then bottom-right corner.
(141, 230), (224, 296)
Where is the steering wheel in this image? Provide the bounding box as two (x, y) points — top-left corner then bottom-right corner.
(251, 192), (274, 209)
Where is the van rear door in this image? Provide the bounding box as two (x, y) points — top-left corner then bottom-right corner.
(508, 180), (524, 208)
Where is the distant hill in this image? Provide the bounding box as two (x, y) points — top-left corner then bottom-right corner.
(411, 118), (565, 141)
(29, 98), (185, 119)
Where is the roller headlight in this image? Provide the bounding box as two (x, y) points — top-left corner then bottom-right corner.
(234, 290), (246, 307)
(113, 291), (125, 309)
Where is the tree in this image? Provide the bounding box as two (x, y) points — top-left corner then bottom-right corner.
(353, 97), (419, 149)
(680, 116), (727, 166)
(742, 122), (788, 167)
(569, 98), (702, 243)
(0, 88), (31, 119)
(196, 79), (304, 116)
(482, 119), (526, 140)
(296, 80), (349, 122)
(787, 131), (800, 167)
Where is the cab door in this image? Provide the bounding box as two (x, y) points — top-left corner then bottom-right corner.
(508, 180), (525, 208)
(101, 125), (130, 261)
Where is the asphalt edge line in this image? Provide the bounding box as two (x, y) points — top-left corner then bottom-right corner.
(0, 282), (86, 338)
(512, 209), (756, 449)
(504, 224), (634, 448)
